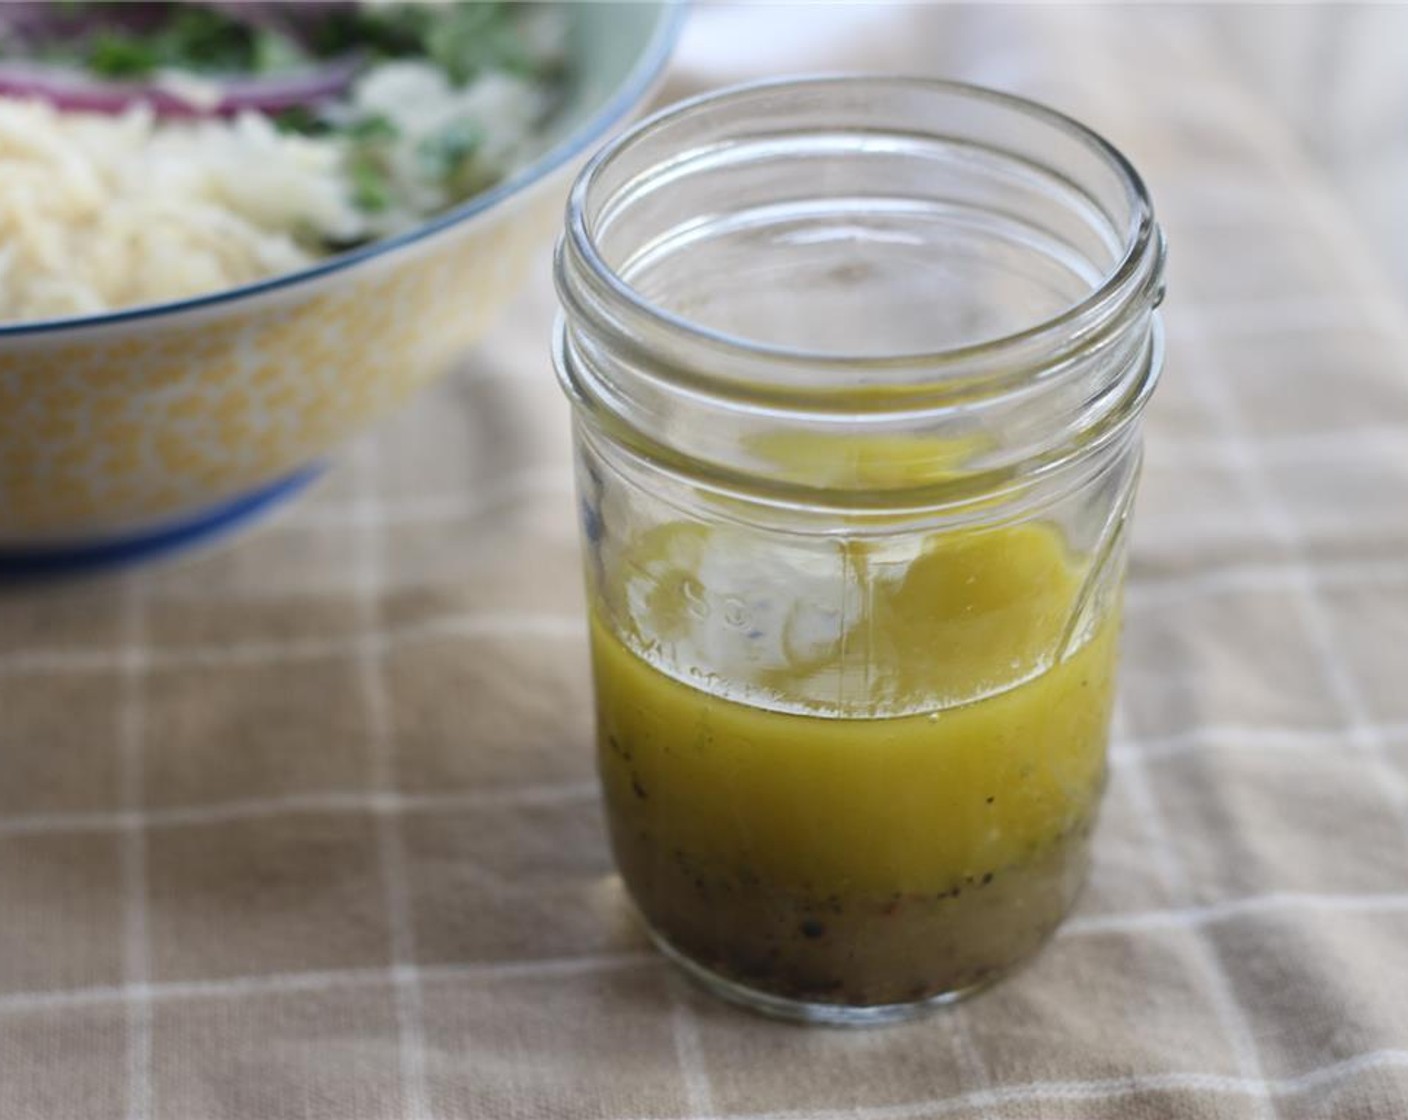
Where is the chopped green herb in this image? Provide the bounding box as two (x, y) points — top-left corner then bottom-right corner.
(348, 114), (401, 143)
(310, 5), (428, 62)
(152, 7), (259, 74)
(349, 156), (393, 214)
(86, 31), (160, 79)
(425, 3), (533, 85)
(78, 6), (272, 78)
(272, 106), (329, 136)
(251, 29), (307, 75)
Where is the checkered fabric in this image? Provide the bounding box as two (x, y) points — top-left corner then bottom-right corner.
(2, 6), (1407, 1118)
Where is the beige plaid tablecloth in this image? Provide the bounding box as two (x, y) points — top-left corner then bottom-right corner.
(4, 5), (1408, 1118)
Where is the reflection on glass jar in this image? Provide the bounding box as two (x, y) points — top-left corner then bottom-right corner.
(554, 78), (1166, 1024)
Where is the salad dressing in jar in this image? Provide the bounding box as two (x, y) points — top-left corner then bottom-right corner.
(555, 78), (1166, 1023)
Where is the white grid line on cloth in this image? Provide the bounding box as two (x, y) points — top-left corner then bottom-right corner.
(945, 1002), (993, 1099)
(1155, 425), (1408, 465)
(3, 552), (1408, 679)
(235, 423), (1402, 541)
(1171, 305), (1408, 1109)
(241, 299), (1398, 537)
(1118, 661), (1353, 703)
(1125, 559), (1408, 615)
(1108, 705), (1185, 900)
(1167, 301), (1408, 1112)
(1105, 705), (1277, 1120)
(117, 571), (153, 1120)
(661, 1049), (1408, 1120)
(1270, 538), (1408, 840)
(1178, 307), (1408, 852)
(5, 713), (1408, 840)
(5, 891), (1405, 1019)
(0, 611), (586, 678)
(353, 438), (432, 1120)
(666, 974), (717, 1117)
(1122, 69), (1403, 997)
(1118, 60), (1329, 1036)
(0, 782), (599, 838)
(266, 422), (1408, 540)
(1065, 891), (1408, 937)
(1166, 293), (1405, 340)
(0, 951), (660, 1016)
(1111, 721), (1408, 765)
(146, 417), (1408, 540)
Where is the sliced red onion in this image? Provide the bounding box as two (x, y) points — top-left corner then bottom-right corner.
(0, 53), (363, 117)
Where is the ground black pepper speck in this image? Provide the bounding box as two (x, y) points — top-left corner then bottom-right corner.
(603, 744), (1100, 1009)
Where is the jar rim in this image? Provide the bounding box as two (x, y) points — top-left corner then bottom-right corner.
(564, 74), (1163, 393)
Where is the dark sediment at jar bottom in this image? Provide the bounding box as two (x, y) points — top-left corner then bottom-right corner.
(611, 817), (1097, 1013)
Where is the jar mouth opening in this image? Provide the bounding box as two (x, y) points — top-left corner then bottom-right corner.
(564, 75), (1162, 395)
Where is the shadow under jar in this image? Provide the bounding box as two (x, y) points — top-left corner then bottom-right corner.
(554, 77), (1166, 1025)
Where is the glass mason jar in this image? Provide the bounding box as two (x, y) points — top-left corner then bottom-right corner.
(554, 78), (1165, 1024)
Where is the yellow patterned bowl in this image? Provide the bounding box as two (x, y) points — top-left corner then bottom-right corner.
(0, 2), (682, 574)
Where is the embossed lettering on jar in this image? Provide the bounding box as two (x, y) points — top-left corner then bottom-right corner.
(554, 78), (1166, 1024)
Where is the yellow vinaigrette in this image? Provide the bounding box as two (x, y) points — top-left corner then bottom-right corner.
(554, 75), (1165, 1021)
(592, 519), (1117, 1007)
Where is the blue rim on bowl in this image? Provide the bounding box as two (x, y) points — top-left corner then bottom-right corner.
(0, 0), (687, 340)
(0, 468), (324, 581)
